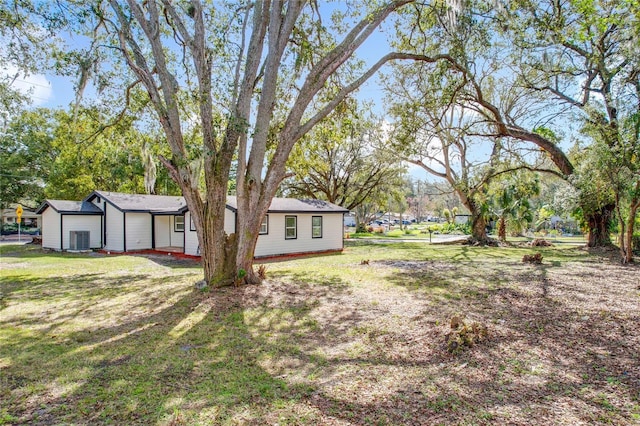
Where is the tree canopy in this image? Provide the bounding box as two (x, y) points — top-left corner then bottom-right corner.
(3, 0), (638, 266)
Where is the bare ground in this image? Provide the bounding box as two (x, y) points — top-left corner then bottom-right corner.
(2, 245), (639, 425)
(227, 251), (640, 425)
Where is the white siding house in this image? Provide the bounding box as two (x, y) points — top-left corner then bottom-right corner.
(36, 200), (103, 251)
(39, 191), (348, 259)
(40, 206), (61, 250)
(253, 213), (344, 257)
(184, 211), (199, 256)
(125, 213), (153, 251)
(104, 202), (124, 251)
(183, 197), (348, 258)
(154, 215), (185, 249)
(84, 191), (187, 253)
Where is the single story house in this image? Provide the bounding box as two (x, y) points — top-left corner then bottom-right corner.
(36, 191), (348, 258)
(1, 207), (41, 228)
(35, 200), (104, 250)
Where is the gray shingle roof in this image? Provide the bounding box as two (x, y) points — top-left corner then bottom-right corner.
(36, 200), (104, 215)
(89, 191), (187, 213)
(226, 196), (348, 213)
(44, 191), (347, 215)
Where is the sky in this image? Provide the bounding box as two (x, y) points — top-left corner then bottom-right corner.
(6, 4), (430, 181)
(7, 66), (54, 106)
(10, 1), (395, 107)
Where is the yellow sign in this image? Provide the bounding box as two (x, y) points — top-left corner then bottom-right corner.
(16, 204), (23, 221)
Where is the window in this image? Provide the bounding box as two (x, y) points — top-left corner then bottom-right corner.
(260, 215), (269, 235)
(312, 216), (323, 238)
(174, 215), (185, 232)
(285, 216), (297, 239)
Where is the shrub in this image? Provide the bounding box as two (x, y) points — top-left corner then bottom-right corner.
(633, 233), (640, 251)
(257, 264), (267, 279)
(522, 253), (543, 264)
(445, 315), (488, 353)
(1, 224), (41, 235)
(356, 222), (367, 233)
(428, 223), (470, 235)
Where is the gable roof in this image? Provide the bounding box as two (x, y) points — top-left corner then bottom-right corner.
(36, 200), (104, 215)
(86, 191), (187, 214)
(58, 190), (348, 215)
(225, 196), (348, 213)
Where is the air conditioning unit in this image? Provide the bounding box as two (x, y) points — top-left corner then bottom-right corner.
(70, 231), (90, 250)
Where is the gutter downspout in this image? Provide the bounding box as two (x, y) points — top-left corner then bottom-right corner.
(123, 212), (127, 252)
(60, 214), (64, 251)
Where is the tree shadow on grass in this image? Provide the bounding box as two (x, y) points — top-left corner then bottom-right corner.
(301, 257), (639, 424)
(1, 268), (356, 425)
(0, 244), (203, 271)
(131, 253), (203, 270)
(3, 251), (639, 425)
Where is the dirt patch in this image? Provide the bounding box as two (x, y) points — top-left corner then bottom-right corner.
(3, 247), (639, 425)
(237, 259), (640, 425)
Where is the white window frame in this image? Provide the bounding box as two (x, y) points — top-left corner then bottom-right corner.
(312, 216), (323, 238)
(285, 215), (297, 240)
(260, 215), (269, 235)
(174, 215), (185, 232)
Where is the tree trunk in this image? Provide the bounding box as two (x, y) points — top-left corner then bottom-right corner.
(622, 199), (639, 264)
(195, 192), (238, 287)
(585, 204), (614, 247)
(201, 231), (237, 287)
(235, 207), (262, 284)
(471, 213), (488, 243)
(498, 216), (506, 242)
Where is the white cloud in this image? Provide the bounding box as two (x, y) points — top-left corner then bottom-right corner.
(4, 66), (53, 105)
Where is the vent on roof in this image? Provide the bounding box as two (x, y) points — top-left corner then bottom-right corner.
(69, 231), (90, 250)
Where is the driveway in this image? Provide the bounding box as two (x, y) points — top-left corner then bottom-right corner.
(0, 234), (33, 244)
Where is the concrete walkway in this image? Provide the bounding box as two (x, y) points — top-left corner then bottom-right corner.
(0, 234), (33, 244)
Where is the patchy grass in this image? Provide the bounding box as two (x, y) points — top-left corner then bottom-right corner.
(1, 242), (639, 425)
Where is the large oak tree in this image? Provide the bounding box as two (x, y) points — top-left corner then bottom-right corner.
(386, 0), (638, 256)
(283, 101), (406, 214)
(42, 0), (422, 285)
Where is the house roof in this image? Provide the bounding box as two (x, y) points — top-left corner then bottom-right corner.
(1, 207), (40, 218)
(225, 196), (349, 213)
(86, 191), (187, 214)
(36, 200), (104, 215)
(45, 190), (347, 215)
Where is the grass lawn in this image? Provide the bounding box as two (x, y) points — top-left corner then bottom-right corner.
(1, 242), (639, 425)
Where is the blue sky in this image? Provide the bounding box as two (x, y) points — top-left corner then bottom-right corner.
(8, 6), (430, 181)
(13, 2), (395, 110)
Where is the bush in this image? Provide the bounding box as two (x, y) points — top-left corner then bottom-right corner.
(633, 233), (640, 251)
(356, 222), (367, 233)
(1, 224), (40, 235)
(445, 315), (488, 353)
(427, 223), (471, 235)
